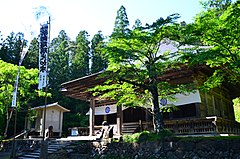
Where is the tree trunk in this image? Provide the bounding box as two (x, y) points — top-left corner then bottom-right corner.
(4, 110), (13, 137)
(150, 86), (164, 133)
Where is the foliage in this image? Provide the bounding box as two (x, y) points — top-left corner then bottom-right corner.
(0, 60), (39, 111)
(23, 37), (39, 69)
(48, 30), (72, 102)
(233, 98), (240, 122)
(122, 129), (174, 143)
(180, 0), (240, 88)
(92, 6), (194, 133)
(111, 5), (129, 37)
(48, 30), (90, 134)
(27, 109), (37, 122)
(0, 32), (27, 65)
(0, 60), (40, 136)
(90, 31), (107, 74)
(71, 30), (90, 78)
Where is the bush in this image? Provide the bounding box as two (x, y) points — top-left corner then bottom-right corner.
(233, 98), (240, 122)
(122, 129), (174, 143)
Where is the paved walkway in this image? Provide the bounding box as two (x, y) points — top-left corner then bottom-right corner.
(57, 135), (98, 141)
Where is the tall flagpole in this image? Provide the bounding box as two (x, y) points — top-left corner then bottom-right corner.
(39, 16), (50, 159)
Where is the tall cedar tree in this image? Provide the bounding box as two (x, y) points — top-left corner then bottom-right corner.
(48, 30), (89, 132)
(23, 37), (39, 69)
(90, 31), (107, 74)
(0, 32), (27, 65)
(71, 30), (90, 78)
(48, 30), (71, 102)
(111, 5), (129, 38)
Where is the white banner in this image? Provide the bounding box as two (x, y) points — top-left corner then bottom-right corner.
(11, 74), (19, 107)
(86, 104), (128, 115)
(19, 50), (27, 65)
(11, 49), (28, 107)
(38, 23), (48, 90)
(38, 71), (47, 90)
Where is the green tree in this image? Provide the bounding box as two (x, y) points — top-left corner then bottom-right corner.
(48, 30), (89, 134)
(90, 31), (107, 74)
(48, 30), (71, 102)
(71, 30), (90, 78)
(111, 5), (129, 38)
(93, 13), (192, 133)
(201, 0), (232, 10)
(0, 60), (39, 137)
(0, 32), (27, 65)
(181, 0), (240, 89)
(132, 19), (142, 29)
(23, 37), (39, 69)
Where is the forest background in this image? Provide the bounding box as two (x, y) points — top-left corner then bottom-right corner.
(0, 0), (239, 138)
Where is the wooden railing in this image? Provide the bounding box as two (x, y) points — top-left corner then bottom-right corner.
(163, 116), (240, 135)
(207, 116), (240, 134)
(164, 118), (216, 134)
(68, 117), (240, 136)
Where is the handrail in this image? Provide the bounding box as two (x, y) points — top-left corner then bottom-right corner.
(5, 129), (30, 141)
(164, 117), (240, 135)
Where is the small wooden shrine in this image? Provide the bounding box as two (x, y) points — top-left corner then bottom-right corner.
(28, 102), (70, 137)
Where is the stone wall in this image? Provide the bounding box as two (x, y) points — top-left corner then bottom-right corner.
(88, 138), (240, 159)
(2, 138), (240, 159)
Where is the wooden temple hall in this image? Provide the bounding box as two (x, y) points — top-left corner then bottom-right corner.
(61, 67), (240, 137)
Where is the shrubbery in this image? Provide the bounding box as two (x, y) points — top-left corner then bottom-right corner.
(122, 129), (174, 143)
(233, 98), (240, 122)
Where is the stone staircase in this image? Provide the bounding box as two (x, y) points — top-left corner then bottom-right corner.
(17, 140), (72, 159)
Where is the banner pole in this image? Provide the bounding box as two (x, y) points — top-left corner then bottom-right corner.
(40, 16), (50, 159)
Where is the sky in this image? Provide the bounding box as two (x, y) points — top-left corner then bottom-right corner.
(0, 0), (204, 42)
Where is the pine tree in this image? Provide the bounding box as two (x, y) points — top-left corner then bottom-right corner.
(48, 30), (71, 101)
(71, 30), (90, 79)
(0, 32), (27, 65)
(23, 37), (39, 69)
(132, 19), (142, 29)
(90, 31), (107, 74)
(111, 5), (130, 38)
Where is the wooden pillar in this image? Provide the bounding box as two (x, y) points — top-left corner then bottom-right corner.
(104, 115), (107, 121)
(195, 103), (201, 117)
(59, 111), (63, 137)
(89, 99), (95, 136)
(116, 105), (123, 135)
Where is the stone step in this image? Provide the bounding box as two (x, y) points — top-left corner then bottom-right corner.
(27, 152), (40, 155)
(18, 157), (38, 159)
(18, 154), (39, 158)
(20, 154), (39, 157)
(17, 140), (73, 159)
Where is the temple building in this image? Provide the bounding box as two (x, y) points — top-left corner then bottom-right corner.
(61, 66), (240, 136)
